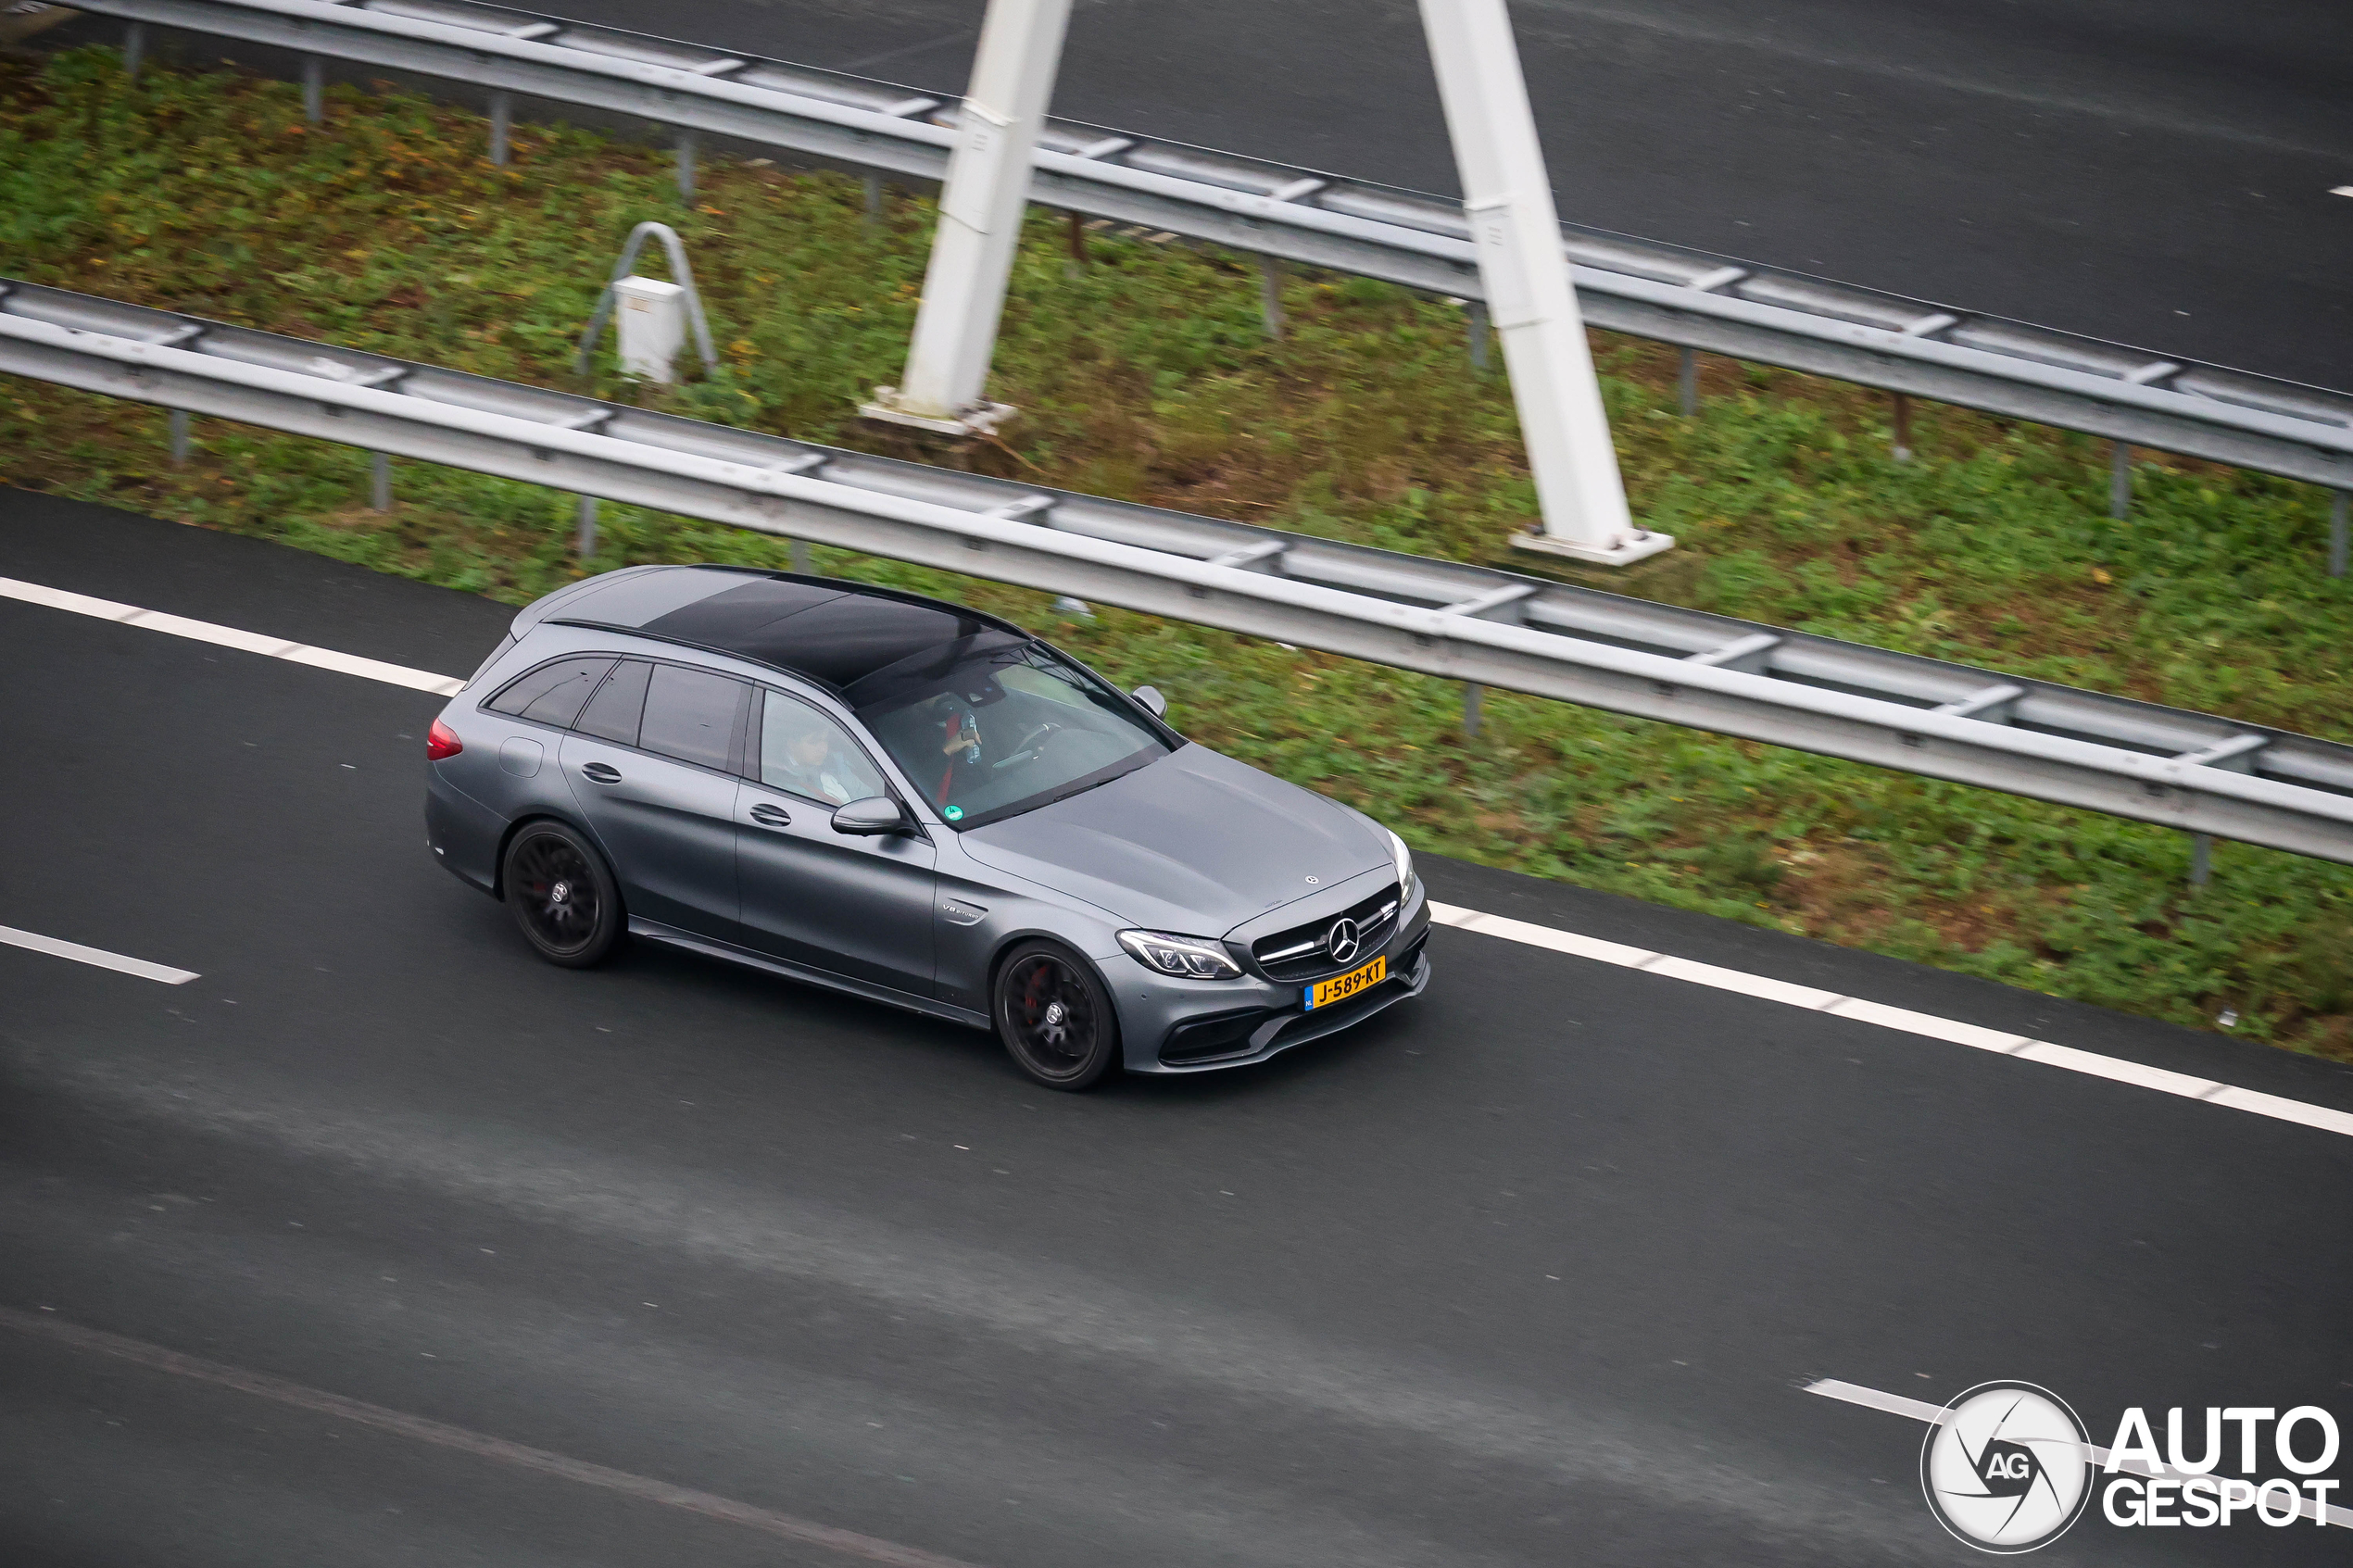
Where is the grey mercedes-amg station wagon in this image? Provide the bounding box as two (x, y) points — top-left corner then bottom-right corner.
(424, 565), (1429, 1088)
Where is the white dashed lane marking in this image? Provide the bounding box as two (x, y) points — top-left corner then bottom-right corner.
(7, 571), (2349, 1141)
(1427, 904), (2353, 1140)
(0, 575), (465, 695)
(0, 924), (198, 985)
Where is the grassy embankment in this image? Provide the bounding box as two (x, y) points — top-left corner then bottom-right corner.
(5, 49), (2350, 1056)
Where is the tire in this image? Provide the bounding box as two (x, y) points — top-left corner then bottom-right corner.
(992, 940), (1121, 1090)
(501, 820), (624, 968)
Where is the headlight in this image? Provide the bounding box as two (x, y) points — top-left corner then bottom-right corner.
(1118, 930), (1243, 980)
(1386, 828), (1415, 895)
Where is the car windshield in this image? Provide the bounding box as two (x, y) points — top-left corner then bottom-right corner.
(847, 633), (1170, 829)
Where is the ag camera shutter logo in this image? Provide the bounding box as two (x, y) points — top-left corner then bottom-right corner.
(1920, 1382), (2095, 1552)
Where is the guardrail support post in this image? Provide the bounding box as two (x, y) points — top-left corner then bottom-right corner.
(575, 495), (598, 558)
(168, 409), (190, 466)
(1676, 345), (1696, 416)
(1468, 301), (1491, 373)
(1463, 681), (1482, 737)
(2109, 441), (2132, 520)
(370, 452), (391, 511)
(1420, 0), (1667, 567)
(302, 56), (324, 125)
(1891, 392), (1912, 461)
(674, 130), (696, 201)
(864, 0), (1075, 433)
(863, 173), (885, 236)
(2330, 490), (2348, 579)
(1258, 257), (1284, 339)
(122, 22), (145, 83)
(790, 539), (812, 573)
(2189, 832), (2213, 890)
(488, 90), (510, 166)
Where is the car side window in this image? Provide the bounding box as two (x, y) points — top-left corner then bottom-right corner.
(485, 656), (617, 728)
(573, 659), (651, 746)
(756, 689), (890, 806)
(639, 664), (747, 771)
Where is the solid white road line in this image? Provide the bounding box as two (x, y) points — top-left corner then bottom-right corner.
(0, 924), (198, 985)
(1428, 902), (2353, 1142)
(0, 575), (466, 696)
(1805, 1378), (2352, 1526)
(7, 571), (2348, 1142)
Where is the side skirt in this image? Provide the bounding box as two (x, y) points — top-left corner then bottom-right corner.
(624, 918), (991, 1031)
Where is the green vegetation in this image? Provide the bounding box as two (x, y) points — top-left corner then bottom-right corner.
(5, 48), (2350, 1057)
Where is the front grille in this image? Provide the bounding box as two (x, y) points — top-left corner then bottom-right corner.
(1251, 885), (1402, 982)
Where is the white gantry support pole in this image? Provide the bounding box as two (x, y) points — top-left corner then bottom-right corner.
(862, 0), (1074, 436)
(1418, 0), (1670, 566)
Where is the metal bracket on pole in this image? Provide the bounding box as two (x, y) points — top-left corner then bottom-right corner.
(862, 0), (1074, 438)
(575, 221), (719, 378)
(1419, 0), (1669, 568)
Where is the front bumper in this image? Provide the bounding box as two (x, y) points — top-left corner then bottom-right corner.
(1113, 883), (1432, 1074)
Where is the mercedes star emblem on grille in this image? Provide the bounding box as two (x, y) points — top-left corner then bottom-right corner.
(1327, 918), (1361, 965)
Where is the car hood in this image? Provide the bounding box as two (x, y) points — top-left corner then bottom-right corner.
(958, 744), (1390, 935)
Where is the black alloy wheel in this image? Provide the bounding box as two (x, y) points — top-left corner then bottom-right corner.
(501, 822), (623, 968)
(993, 941), (1120, 1090)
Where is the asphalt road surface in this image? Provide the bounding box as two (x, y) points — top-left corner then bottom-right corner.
(484, 0), (2353, 386)
(6, 487), (2353, 1565)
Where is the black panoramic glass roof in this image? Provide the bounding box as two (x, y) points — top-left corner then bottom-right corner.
(629, 572), (1000, 690)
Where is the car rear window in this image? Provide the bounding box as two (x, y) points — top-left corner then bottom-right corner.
(573, 659), (651, 745)
(485, 657), (617, 728)
(639, 664), (745, 771)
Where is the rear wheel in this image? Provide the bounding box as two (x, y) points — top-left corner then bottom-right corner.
(501, 821), (623, 968)
(993, 941), (1120, 1090)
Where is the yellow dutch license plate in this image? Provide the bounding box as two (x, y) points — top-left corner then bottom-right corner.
(1305, 955), (1386, 1010)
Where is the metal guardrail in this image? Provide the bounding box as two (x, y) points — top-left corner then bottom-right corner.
(43, 0), (2353, 500)
(6, 279), (2351, 865)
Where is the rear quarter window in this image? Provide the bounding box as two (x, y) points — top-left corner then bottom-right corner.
(573, 659), (652, 745)
(485, 657), (617, 728)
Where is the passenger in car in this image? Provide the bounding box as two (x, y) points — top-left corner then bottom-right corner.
(771, 712), (864, 805)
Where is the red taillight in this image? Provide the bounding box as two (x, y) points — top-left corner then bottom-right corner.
(426, 718), (463, 760)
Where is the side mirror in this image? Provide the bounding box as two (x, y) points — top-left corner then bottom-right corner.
(832, 796), (912, 836)
(1132, 684), (1167, 718)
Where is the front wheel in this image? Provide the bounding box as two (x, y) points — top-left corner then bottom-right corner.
(501, 821), (623, 968)
(992, 941), (1121, 1090)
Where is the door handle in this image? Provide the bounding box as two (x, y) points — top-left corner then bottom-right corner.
(581, 761), (623, 784)
(749, 802), (793, 829)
